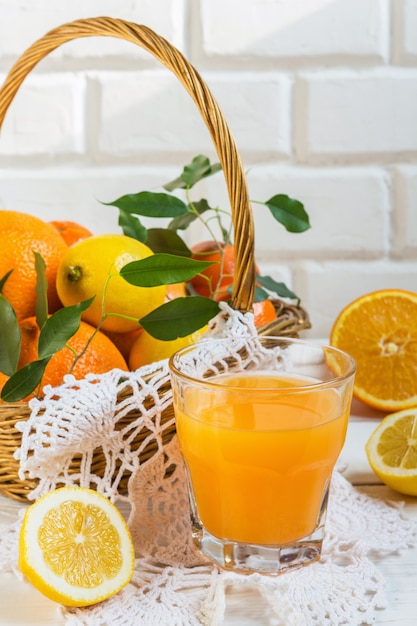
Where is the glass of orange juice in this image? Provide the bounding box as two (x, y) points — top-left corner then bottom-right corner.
(169, 336), (356, 575)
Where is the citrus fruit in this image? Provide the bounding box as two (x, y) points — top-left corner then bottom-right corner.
(102, 327), (143, 362)
(56, 234), (166, 333)
(252, 299), (277, 328)
(129, 326), (207, 370)
(0, 210), (68, 320)
(50, 220), (93, 247)
(165, 281), (188, 301)
(0, 371), (9, 399)
(188, 240), (235, 301)
(330, 289), (417, 411)
(18, 316), (128, 395)
(18, 486), (135, 607)
(365, 408), (417, 496)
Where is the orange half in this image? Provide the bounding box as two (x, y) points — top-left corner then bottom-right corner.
(330, 289), (417, 411)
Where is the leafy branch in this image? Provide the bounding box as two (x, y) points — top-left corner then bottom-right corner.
(0, 155), (311, 401)
(0, 256), (96, 401)
(105, 154), (310, 322)
(0, 252), (218, 401)
(104, 154), (310, 252)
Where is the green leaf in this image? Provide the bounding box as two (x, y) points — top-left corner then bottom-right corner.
(253, 285), (270, 302)
(34, 251), (49, 330)
(164, 155), (222, 191)
(265, 195), (311, 233)
(256, 274), (300, 303)
(140, 296), (220, 340)
(119, 210), (148, 243)
(182, 155), (222, 188)
(103, 191), (189, 218)
(1, 358), (50, 402)
(219, 222), (232, 244)
(38, 297), (95, 359)
(163, 174), (187, 192)
(168, 198), (212, 231)
(145, 228), (191, 256)
(0, 269), (13, 293)
(0, 294), (21, 376)
(120, 254), (216, 287)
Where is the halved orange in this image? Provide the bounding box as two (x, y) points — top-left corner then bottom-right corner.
(330, 289), (417, 411)
(18, 486), (135, 607)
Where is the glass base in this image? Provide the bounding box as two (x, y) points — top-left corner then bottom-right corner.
(192, 522), (323, 575)
(186, 468), (330, 575)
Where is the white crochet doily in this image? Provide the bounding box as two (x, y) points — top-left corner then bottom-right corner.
(0, 304), (416, 626)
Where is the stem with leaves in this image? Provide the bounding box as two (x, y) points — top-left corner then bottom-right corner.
(0, 155), (311, 402)
(105, 154), (310, 307)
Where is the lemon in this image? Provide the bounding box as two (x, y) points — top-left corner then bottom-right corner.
(365, 408), (417, 496)
(18, 486), (135, 607)
(128, 325), (207, 370)
(56, 234), (166, 333)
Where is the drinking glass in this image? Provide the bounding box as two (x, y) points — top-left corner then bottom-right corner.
(169, 336), (356, 574)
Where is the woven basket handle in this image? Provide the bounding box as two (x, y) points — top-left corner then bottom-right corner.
(0, 16), (255, 312)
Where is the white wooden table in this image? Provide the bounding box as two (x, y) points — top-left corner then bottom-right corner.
(1, 396), (416, 625)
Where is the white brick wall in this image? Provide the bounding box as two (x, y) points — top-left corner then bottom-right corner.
(393, 166), (417, 256)
(95, 71), (292, 157)
(0, 0), (416, 338)
(199, 0), (389, 61)
(296, 70), (417, 160)
(0, 74), (86, 155)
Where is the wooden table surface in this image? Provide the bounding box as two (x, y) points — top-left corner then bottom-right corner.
(1, 397), (416, 625)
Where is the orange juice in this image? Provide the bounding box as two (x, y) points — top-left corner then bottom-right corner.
(175, 372), (349, 545)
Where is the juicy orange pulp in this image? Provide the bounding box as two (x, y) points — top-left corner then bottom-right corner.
(330, 289), (417, 411)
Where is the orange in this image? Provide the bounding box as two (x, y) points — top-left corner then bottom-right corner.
(18, 316), (128, 396)
(252, 299), (277, 328)
(19, 486), (135, 607)
(50, 220), (93, 247)
(0, 210), (68, 320)
(102, 328), (143, 362)
(129, 326), (207, 370)
(165, 281), (188, 301)
(188, 240), (235, 301)
(0, 371), (9, 400)
(330, 289), (417, 411)
(56, 234), (166, 333)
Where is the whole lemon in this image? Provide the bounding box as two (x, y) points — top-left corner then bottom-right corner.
(56, 234), (166, 333)
(129, 326), (207, 370)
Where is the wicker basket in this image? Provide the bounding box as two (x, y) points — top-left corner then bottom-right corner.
(0, 17), (310, 502)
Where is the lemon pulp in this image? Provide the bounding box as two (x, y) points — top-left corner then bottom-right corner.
(365, 409), (417, 496)
(19, 487), (135, 607)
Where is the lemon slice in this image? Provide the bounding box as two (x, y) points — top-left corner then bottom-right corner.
(18, 486), (135, 607)
(365, 408), (417, 496)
